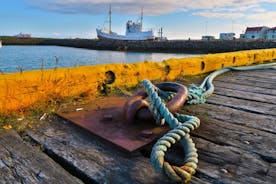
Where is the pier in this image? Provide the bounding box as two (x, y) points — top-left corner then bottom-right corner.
(0, 68), (275, 183)
(1, 1), (275, 183)
(1, 36), (276, 53)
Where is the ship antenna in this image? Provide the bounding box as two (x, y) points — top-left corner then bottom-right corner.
(140, 7), (143, 31)
(109, 4), (112, 34)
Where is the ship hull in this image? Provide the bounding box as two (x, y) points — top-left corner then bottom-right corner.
(96, 29), (155, 41)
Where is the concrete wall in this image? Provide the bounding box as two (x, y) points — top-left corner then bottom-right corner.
(40, 39), (276, 53)
(2, 37), (276, 53)
(37, 40), (276, 53)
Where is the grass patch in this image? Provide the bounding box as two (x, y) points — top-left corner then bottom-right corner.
(175, 73), (208, 85)
(0, 94), (92, 132)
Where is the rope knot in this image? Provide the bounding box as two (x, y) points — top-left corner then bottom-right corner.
(142, 80), (199, 183)
(187, 84), (206, 105)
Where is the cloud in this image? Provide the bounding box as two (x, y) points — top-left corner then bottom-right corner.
(0, 13), (25, 18)
(246, 12), (276, 27)
(27, 0), (186, 16)
(52, 32), (61, 36)
(193, 12), (245, 19)
(224, 23), (247, 33)
(27, 0), (276, 16)
(247, 11), (276, 21)
(181, 0), (276, 10)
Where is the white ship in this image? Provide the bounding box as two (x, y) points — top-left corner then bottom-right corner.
(96, 5), (155, 41)
(0, 40), (2, 48)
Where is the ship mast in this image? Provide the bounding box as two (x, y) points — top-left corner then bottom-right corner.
(109, 4), (112, 34)
(140, 7), (143, 31)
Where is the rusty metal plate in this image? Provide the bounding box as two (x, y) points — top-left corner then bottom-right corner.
(56, 97), (169, 153)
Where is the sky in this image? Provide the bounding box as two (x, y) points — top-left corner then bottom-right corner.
(0, 0), (275, 39)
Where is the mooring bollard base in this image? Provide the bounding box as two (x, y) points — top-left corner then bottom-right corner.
(56, 96), (170, 153)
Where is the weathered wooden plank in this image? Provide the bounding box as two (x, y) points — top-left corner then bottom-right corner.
(215, 75), (275, 90)
(236, 70), (276, 81)
(267, 163), (276, 181)
(184, 103), (276, 133)
(27, 118), (275, 184)
(207, 94), (276, 116)
(0, 129), (83, 184)
(224, 70), (276, 81)
(179, 108), (276, 163)
(26, 119), (208, 184)
(231, 71), (276, 81)
(165, 137), (272, 184)
(232, 74), (276, 84)
(194, 137), (273, 184)
(181, 104), (276, 162)
(26, 115), (276, 184)
(213, 81), (276, 96)
(213, 86), (276, 105)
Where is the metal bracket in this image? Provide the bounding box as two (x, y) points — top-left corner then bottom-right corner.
(56, 96), (169, 153)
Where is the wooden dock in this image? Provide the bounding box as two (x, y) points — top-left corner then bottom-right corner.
(0, 69), (275, 183)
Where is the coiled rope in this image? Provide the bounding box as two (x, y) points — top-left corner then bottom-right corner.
(142, 62), (276, 183)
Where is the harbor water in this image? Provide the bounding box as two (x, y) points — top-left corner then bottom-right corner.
(0, 46), (202, 73)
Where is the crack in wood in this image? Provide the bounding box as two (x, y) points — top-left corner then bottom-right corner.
(206, 100), (275, 117)
(0, 130), (83, 184)
(214, 81), (276, 96)
(213, 92), (276, 105)
(42, 145), (97, 184)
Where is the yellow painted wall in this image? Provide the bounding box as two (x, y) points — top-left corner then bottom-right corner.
(0, 48), (275, 113)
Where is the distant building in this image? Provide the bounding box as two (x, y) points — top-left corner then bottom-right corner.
(244, 26), (269, 40)
(266, 27), (276, 40)
(15, 32), (32, 38)
(219, 33), (235, 40)
(202, 35), (215, 41)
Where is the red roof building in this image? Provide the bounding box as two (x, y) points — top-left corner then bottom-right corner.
(244, 26), (269, 40)
(246, 27), (264, 32)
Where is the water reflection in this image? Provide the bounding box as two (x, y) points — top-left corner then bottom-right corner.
(0, 46), (202, 73)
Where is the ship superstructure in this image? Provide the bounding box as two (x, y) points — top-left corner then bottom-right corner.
(96, 6), (155, 41)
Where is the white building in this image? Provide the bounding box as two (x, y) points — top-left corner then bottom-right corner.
(244, 26), (269, 40)
(266, 27), (276, 40)
(15, 32), (32, 38)
(202, 35), (215, 41)
(219, 33), (235, 40)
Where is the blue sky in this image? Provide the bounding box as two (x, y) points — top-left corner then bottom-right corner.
(0, 0), (275, 39)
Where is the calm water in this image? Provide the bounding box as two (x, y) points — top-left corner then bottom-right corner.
(0, 46), (201, 73)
